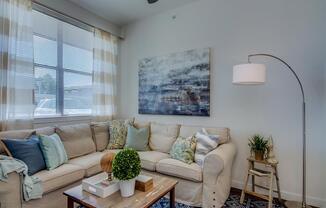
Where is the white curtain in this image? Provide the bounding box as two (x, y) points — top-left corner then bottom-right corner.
(92, 28), (118, 122)
(0, 0), (34, 131)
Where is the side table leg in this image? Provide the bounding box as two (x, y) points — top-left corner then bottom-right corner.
(67, 197), (74, 208)
(240, 172), (249, 204)
(251, 161), (255, 192)
(274, 166), (282, 203)
(241, 161), (251, 204)
(170, 187), (175, 208)
(268, 172), (274, 208)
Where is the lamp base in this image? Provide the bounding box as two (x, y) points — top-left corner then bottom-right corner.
(284, 201), (312, 208)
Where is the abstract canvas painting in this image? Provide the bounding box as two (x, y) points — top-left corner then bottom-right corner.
(138, 48), (210, 116)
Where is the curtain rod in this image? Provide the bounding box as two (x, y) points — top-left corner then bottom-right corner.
(32, 1), (123, 39)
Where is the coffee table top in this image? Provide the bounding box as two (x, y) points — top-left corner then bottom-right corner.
(63, 173), (178, 208)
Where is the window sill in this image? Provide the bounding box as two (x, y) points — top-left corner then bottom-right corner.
(33, 115), (92, 125)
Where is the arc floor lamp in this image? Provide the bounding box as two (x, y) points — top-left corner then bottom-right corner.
(232, 54), (310, 208)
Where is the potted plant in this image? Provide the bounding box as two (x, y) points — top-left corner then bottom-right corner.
(248, 134), (268, 161)
(112, 148), (141, 197)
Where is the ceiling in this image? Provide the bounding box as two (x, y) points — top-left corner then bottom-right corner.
(68, 0), (197, 26)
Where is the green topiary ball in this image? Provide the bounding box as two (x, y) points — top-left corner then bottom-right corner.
(112, 148), (141, 181)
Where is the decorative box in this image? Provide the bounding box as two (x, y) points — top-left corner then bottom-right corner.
(135, 175), (153, 192)
(82, 172), (119, 198)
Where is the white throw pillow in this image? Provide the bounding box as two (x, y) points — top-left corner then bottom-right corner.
(194, 128), (219, 167)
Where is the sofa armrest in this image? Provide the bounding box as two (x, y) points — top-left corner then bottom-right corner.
(202, 142), (236, 208)
(0, 172), (22, 208)
(203, 142), (236, 185)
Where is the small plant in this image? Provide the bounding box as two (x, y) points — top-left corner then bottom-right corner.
(248, 134), (269, 160)
(112, 148), (141, 181)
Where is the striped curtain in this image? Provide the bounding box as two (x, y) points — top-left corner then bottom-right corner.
(92, 28), (118, 122)
(0, 0), (34, 131)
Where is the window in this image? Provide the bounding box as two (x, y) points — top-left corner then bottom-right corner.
(33, 10), (93, 117)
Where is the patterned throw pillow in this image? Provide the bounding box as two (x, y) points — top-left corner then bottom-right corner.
(38, 133), (68, 170)
(194, 128), (220, 167)
(170, 136), (196, 164)
(107, 119), (134, 149)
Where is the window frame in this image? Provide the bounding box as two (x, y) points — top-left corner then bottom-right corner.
(33, 8), (93, 118)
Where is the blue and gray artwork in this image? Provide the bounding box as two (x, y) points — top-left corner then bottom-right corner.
(138, 48), (210, 116)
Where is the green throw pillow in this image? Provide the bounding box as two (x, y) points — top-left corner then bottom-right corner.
(125, 125), (149, 151)
(38, 133), (68, 170)
(107, 119), (134, 149)
(170, 136), (197, 164)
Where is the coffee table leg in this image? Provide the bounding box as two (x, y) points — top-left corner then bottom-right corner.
(170, 187), (175, 208)
(67, 197), (74, 208)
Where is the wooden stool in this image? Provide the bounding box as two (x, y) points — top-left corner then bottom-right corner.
(240, 157), (282, 208)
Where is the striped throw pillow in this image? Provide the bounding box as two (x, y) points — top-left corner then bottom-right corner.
(194, 128), (220, 167)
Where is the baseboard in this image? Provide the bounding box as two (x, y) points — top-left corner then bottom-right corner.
(232, 180), (326, 207)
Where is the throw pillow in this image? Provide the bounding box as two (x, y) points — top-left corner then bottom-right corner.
(125, 125), (150, 151)
(38, 133), (68, 170)
(194, 128), (220, 167)
(107, 119), (134, 149)
(170, 136), (196, 164)
(0, 135), (46, 175)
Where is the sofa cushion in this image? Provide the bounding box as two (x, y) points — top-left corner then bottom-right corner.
(55, 124), (96, 159)
(179, 125), (230, 144)
(156, 158), (202, 182)
(33, 164), (85, 193)
(68, 152), (105, 177)
(35, 127), (55, 136)
(138, 151), (170, 171)
(133, 121), (151, 129)
(90, 122), (110, 151)
(149, 123), (180, 153)
(103, 149), (123, 155)
(0, 129), (35, 154)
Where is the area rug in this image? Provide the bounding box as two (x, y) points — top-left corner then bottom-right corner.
(151, 192), (285, 208)
(79, 189), (284, 208)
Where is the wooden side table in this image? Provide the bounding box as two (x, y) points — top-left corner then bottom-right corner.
(240, 157), (282, 208)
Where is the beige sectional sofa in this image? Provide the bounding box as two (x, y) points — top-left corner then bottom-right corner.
(0, 121), (236, 208)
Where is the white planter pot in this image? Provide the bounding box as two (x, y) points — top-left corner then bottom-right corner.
(119, 178), (136, 197)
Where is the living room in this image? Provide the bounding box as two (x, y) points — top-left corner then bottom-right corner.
(0, 0), (325, 208)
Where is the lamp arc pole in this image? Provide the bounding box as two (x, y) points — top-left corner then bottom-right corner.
(248, 54), (308, 208)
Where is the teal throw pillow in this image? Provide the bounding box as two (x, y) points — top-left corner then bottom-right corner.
(125, 125), (149, 151)
(170, 136), (196, 164)
(38, 133), (68, 170)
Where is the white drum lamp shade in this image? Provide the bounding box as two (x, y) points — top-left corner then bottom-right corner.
(233, 64), (266, 85)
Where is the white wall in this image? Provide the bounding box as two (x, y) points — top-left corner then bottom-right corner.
(118, 0), (325, 206)
(323, 63), (326, 208)
(33, 0), (122, 38)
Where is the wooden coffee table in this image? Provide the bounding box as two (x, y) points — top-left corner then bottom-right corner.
(63, 175), (178, 208)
